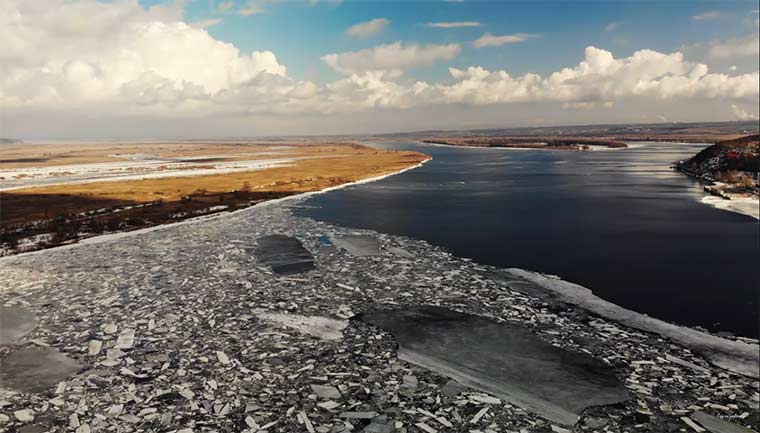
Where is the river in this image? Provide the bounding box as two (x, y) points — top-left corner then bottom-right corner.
(296, 141), (760, 338)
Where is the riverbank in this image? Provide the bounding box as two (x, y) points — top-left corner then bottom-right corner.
(699, 180), (759, 220)
(1, 185), (758, 432)
(674, 163), (759, 220)
(700, 194), (760, 220)
(421, 137), (628, 150)
(0, 143), (429, 255)
(673, 134), (760, 220)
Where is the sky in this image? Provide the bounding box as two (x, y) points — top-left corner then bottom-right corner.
(1, 0), (759, 139)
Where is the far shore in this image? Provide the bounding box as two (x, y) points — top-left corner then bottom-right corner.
(421, 137), (628, 150)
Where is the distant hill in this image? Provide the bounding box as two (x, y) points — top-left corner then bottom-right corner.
(0, 138), (22, 144)
(422, 137), (627, 149)
(369, 120), (760, 141)
(680, 135), (759, 181)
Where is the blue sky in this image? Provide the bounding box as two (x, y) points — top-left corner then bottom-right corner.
(178, 0), (759, 81)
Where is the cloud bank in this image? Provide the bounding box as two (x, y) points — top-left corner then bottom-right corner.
(2, 0), (758, 124)
(322, 42), (462, 75)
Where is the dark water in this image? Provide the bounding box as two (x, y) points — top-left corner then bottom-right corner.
(296, 141), (760, 337)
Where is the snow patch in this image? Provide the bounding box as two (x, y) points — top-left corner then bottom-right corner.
(700, 195), (759, 220)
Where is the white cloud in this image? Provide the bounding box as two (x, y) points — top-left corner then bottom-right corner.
(425, 21), (481, 28)
(346, 18), (389, 38)
(731, 104), (759, 120)
(605, 22), (620, 32)
(1, 0), (758, 125)
(432, 47), (759, 105)
(1, 0), (286, 112)
(322, 42), (461, 75)
(473, 33), (536, 48)
(692, 11), (723, 21)
(191, 18), (223, 29)
(708, 34), (760, 58)
(217, 1), (235, 12)
(562, 101), (615, 110)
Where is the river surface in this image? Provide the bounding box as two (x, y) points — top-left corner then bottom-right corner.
(296, 141), (759, 338)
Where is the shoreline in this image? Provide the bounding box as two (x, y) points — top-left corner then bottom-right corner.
(421, 139), (657, 153)
(420, 137), (628, 150)
(428, 138), (759, 220)
(0, 158), (431, 262)
(0, 145), (430, 257)
(700, 195), (760, 220)
(674, 168), (760, 220)
(421, 141), (626, 151)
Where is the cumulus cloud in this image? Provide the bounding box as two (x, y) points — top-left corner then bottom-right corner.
(473, 33), (536, 48)
(426, 21), (481, 28)
(692, 11), (723, 21)
(605, 22), (620, 32)
(322, 42), (461, 75)
(432, 46), (759, 105)
(1, 0), (287, 112)
(708, 34), (760, 58)
(1, 0), (758, 122)
(346, 18), (389, 38)
(731, 104), (759, 120)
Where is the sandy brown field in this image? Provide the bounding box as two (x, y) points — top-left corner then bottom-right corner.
(0, 142), (429, 254)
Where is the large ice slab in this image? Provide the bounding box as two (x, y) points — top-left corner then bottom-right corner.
(0, 306), (36, 345)
(255, 235), (316, 275)
(691, 411), (757, 433)
(254, 310), (348, 340)
(358, 306), (630, 426)
(499, 269), (760, 378)
(0, 347), (82, 393)
(329, 234), (380, 256)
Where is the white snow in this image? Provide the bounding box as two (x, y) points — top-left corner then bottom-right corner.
(0, 158), (294, 191)
(0, 154), (352, 191)
(700, 195), (759, 220)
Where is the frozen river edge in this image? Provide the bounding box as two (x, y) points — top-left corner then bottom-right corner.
(1, 162), (758, 432)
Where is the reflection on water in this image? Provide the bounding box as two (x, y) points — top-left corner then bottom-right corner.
(297, 141), (759, 337)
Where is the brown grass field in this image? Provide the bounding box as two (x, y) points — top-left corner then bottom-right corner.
(0, 142), (429, 254)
